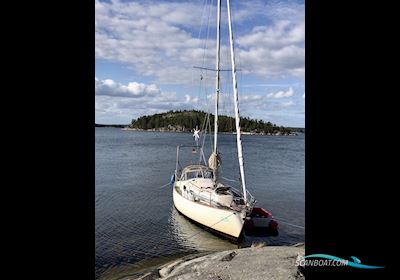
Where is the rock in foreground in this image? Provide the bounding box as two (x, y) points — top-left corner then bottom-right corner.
(154, 245), (304, 280)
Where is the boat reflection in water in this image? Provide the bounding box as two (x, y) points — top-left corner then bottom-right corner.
(169, 206), (239, 252)
(169, 205), (280, 251)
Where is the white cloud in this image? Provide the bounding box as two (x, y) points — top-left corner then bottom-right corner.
(185, 94), (199, 104)
(237, 19), (304, 78)
(95, 0), (304, 126)
(95, 78), (201, 123)
(302, 92), (305, 99)
(95, 78), (161, 98)
(95, 0), (212, 84)
(281, 100), (295, 107)
(240, 95), (264, 102)
(267, 87), (294, 98)
(95, 0), (304, 83)
(238, 20), (304, 50)
(205, 89), (299, 119)
(95, 77), (303, 126)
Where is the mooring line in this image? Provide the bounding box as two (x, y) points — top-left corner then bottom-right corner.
(185, 212), (236, 240)
(159, 182), (172, 189)
(274, 217), (305, 229)
(221, 176), (238, 183)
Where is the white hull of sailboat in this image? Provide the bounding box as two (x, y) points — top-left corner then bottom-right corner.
(173, 184), (245, 238)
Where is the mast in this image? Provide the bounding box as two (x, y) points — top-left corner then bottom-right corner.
(213, 0), (221, 154)
(227, 0), (247, 203)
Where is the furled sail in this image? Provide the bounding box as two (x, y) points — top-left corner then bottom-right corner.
(208, 152), (221, 170)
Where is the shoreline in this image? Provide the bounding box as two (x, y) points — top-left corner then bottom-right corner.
(120, 127), (302, 136)
(117, 243), (304, 280)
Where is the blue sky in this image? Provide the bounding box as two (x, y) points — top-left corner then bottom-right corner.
(95, 0), (304, 127)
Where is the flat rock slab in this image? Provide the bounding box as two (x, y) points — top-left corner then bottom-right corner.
(159, 245), (304, 280)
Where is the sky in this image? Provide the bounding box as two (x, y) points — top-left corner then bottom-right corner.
(95, 0), (305, 127)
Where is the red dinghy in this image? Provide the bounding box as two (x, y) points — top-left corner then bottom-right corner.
(244, 207), (279, 235)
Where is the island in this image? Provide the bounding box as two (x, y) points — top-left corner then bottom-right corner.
(120, 110), (304, 136)
(95, 123), (127, 128)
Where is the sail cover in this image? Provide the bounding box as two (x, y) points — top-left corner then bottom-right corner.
(208, 152), (221, 170)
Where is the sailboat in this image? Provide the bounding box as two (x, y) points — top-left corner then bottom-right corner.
(172, 0), (265, 239)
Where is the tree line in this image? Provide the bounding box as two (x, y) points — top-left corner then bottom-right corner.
(129, 110), (300, 135)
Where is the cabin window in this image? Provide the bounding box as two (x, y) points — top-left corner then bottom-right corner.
(182, 169), (213, 180)
(186, 171), (200, 179)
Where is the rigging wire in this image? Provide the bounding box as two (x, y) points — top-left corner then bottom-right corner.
(192, 0), (208, 104)
(196, 0), (215, 157)
(196, 0), (212, 109)
(207, 0), (216, 153)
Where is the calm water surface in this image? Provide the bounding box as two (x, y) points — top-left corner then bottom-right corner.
(95, 128), (304, 279)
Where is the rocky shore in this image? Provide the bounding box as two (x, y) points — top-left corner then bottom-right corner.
(121, 127), (300, 136)
(120, 244), (304, 280)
